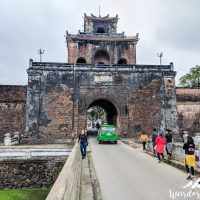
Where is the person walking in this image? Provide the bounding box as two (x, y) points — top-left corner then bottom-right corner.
(165, 129), (173, 160)
(183, 135), (196, 180)
(96, 121), (100, 130)
(139, 131), (149, 152)
(152, 128), (157, 154)
(155, 130), (166, 163)
(78, 130), (88, 159)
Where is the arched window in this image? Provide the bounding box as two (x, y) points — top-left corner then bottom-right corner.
(118, 58), (127, 65)
(76, 57), (86, 64)
(96, 27), (105, 33)
(94, 50), (110, 64)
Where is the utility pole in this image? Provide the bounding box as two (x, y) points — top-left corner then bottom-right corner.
(157, 52), (163, 65)
(38, 49), (44, 62)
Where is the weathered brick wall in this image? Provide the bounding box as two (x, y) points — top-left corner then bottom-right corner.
(176, 88), (200, 133)
(0, 158), (65, 189)
(0, 86), (27, 143)
(0, 83), (199, 144)
(129, 79), (162, 137)
(67, 41), (136, 65)
(176, 88), (200, 101)
(26, 62), (179, 143)
(128, 76), (180, 140)
(26, 66), (77, 143)
(67, 42), (77, 64)
(39, 86), (74, 142)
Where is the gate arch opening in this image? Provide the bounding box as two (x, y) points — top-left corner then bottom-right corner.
(77, 57), (86, 64)
(94, 50), (110, 64)
(96, 27), (105, 33)
(118, 58), (127, 65)
(87, 99), (118, 129)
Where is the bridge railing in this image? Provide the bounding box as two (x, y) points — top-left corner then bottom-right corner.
(46, 143), (81, 200)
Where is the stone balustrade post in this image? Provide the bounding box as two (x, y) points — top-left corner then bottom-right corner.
(4, 133), (11, 146)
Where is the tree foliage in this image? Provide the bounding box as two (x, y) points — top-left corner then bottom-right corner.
(87, 106), (105, 121)
(179, 65), (200, 88)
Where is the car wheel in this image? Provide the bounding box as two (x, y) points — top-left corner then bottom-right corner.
(114, 141), (117, 144)
(99, 140), (102, 144)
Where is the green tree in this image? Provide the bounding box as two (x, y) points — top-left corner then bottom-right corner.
(87, 106), (105, 121)
(87, 109), (95, 121)
(94, 106), (105, 120)
(179, 65), (200, 88)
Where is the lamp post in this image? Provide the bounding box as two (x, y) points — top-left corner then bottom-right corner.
(38, 49), (44, 62)
(157, 52), (163, 65)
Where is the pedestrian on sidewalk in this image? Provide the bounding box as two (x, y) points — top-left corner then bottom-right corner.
(183, 135), (196, 180)
(96, 121), (100, 130)
(165, 129), (173, 160)
(152, 128), (157, 154)
(139, 131), (149, 152)
(78, 130), (88, 159)
(155, 130), (166, 163)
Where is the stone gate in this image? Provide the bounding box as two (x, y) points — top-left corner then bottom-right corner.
(26, 13), (180, 143)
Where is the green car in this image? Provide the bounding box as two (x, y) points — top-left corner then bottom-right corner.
(97, 124), (118, 144)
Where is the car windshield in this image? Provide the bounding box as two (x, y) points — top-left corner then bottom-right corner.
(100, 126), (116, 132)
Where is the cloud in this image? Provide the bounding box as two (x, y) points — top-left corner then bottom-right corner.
(0, 0), (199, 85)
(155, 0), (200, 50)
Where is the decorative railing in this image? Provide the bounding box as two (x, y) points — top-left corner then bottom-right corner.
(29, 61), (174, 73)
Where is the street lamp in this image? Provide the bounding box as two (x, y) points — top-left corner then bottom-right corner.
(38, 49), (44, 62)
(157, 52), (163, 65)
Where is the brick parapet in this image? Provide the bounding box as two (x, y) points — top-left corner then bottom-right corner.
(0, 85), (27, 102)
(176, 87), (200, 102)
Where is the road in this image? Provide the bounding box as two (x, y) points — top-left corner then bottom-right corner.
(89, 137), (198, 200)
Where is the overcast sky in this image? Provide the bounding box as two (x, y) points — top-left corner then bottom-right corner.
(0, 0), (199, 85)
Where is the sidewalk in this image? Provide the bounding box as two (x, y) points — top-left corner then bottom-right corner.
(121, 139), (200, 177)
(80, 144), (102, 200)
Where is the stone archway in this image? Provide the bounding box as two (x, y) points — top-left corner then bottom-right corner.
(77, 57), (86, 64)
(118, 58), (127, 65)
(96, 27), (105, 33)
(87, 99), (118, 126)
(94, 50), (110, 65)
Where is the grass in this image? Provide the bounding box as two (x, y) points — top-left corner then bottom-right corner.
(0, 188), (50, 200)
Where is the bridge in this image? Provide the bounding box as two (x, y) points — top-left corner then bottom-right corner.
(0, 11), (200, 200)
(0, 12), (194, 200)
(46, 136), (198, 200)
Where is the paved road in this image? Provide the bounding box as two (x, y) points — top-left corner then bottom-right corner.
(89, 137), (198, 200)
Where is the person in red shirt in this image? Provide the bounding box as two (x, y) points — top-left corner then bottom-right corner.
(155, 130), (166, 163)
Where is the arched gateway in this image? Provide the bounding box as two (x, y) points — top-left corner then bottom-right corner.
(26, 13), (180, 143)
(88, 99), (118, 126)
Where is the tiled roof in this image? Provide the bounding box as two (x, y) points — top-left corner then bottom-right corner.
(67, 34), (138, 42)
